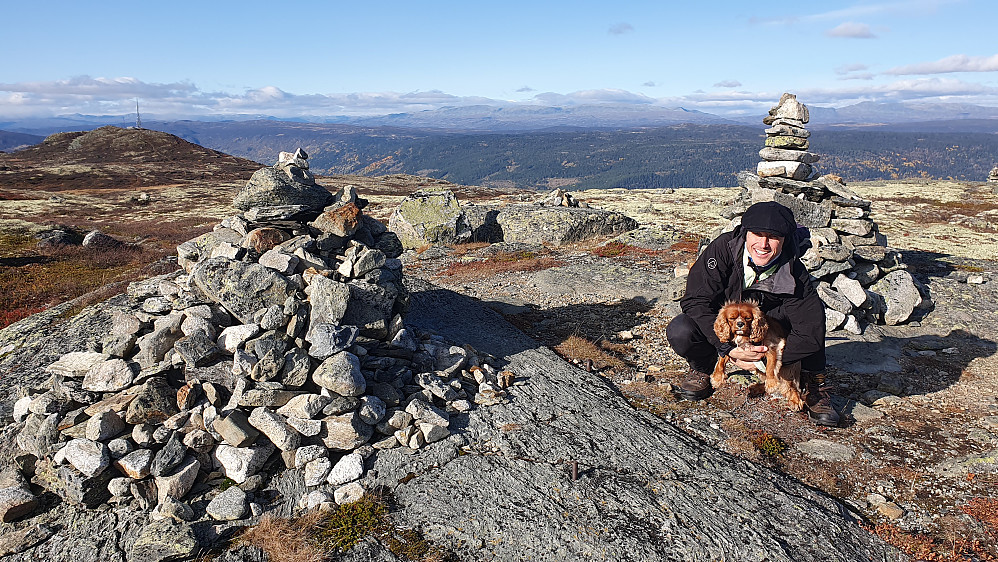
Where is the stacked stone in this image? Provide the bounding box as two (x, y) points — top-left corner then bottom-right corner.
(756, 93), (820, 182)
(730, 96), (929, 335)
(988, 165), (998, 183)
(534, 188), (591, 208)
(7, 149), (511, 524)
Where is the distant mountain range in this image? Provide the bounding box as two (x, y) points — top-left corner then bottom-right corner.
(0, 130), (44, 152)
(2, 100), (997, 190)
(3, 100), (998, 135)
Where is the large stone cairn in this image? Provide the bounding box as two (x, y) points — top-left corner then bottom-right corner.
(730, 95), (929, 334)
(4, 149), (512, 526)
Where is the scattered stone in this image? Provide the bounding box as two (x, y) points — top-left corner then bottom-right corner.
(389, 189), (471, 249)
(405, 399), (450, 427)
(63, 439), (110, 478)
(125, 377), (180, 425)
(794, 439), (855, 462)
(877, 502), (905, 520)
(313, 351), (366, 396)
(327, 453), (364, 486)
(86, 410), (126, 442)
(214, 442), (275, 484)
(206, 485), (248, 521)
(213, 410), (260, 447)
(151, 497), (195, 522)
(0, 470), (38, 522)
(248, 407), (300, 451)
(128, 519), (198, 562)
(304, 457), (333, 486)
(115, 448), (154, 479)
(155, 456), (200, 504)
(151, 432), (188, 477)
(334, 482), (365, 504)
(0, 524), (55, 557)
(82, 358), (136, 392)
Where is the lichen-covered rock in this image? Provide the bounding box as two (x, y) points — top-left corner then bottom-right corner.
(206, 485), (248, 521)
(388, 189), (471, 249)
(872, 269), (923, 325)
(191, 257), (297, 324)
(128, 519), (198, 562)
(232, 165), (331, 211)
(478, 205), (638, 246)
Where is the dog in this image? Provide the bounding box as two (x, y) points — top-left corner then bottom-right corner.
(711, 300), (804, 410)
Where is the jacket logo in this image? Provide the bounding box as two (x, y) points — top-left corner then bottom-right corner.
(706, 258), (717, 270)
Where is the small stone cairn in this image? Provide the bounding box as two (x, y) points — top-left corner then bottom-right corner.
(4, 149), (512, 526)
(534, 188), (591, 208)
(728, 94), (929, 334)
(988, 165), (998, 183)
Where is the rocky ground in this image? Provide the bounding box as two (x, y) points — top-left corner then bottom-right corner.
(2, 145), (998, 558)
(375, 181), (998, 558)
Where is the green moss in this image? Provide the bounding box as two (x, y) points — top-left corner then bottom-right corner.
(750, 431), (788, 458)
(318, 495), (390, 551)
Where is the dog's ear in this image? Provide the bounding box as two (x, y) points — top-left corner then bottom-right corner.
(750, 305), (767, 342)
(714, 307), (732, 341)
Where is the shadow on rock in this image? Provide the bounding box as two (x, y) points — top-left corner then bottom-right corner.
(827, 327), (996, 424)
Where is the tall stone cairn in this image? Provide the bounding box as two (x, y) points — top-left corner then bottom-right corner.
(7, 149), (510, 529)
(728, 94), (930, 334)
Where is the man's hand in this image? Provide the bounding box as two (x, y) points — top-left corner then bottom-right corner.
(728, 345), (768, 371)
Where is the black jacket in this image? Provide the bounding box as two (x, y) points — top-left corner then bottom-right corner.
(679, 227), (825, 364)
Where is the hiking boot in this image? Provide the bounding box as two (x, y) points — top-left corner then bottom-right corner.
(679, 368), (713, 400)
(802, 371), (840, 427)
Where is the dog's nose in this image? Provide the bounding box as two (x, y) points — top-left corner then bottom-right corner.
(735, 320), (744, 327)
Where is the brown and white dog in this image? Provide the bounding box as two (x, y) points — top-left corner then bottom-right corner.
(712, 300), (804, 410)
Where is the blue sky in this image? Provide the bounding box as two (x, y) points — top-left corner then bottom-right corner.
(1, 0), (996, 120)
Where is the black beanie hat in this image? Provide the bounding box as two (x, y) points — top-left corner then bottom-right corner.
(741, 201), (796, 238)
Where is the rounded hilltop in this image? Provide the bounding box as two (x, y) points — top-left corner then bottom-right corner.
(0, 126), (261, 189)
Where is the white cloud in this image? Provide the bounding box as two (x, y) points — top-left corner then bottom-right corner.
(838, 73), (876, 81)
(608, 22), (634, 35)
(0, 76), (198, 98)
(825, 22), (876, 38)
(885, 53), (998, 75)
(672, 76), (998, 114)
(2, 73), (997, 122)
(835, 63), (869, 75)
(713, 80), (742, 88)
(642, 81), (657, 87)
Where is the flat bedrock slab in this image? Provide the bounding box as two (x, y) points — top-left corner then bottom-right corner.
(362, 278), (904, 562)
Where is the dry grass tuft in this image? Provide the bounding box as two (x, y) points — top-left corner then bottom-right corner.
(438, 251), (565, 281)
(553, 334), (628, 373)
(238, 511), (328, 562)
(590, 240), (674, 259)
(449, 241), (491, 257)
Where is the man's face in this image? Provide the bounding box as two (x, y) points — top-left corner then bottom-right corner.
(745, 231), (784, 268)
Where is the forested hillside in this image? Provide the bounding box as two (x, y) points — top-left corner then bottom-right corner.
(154, 121), (998, 189)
